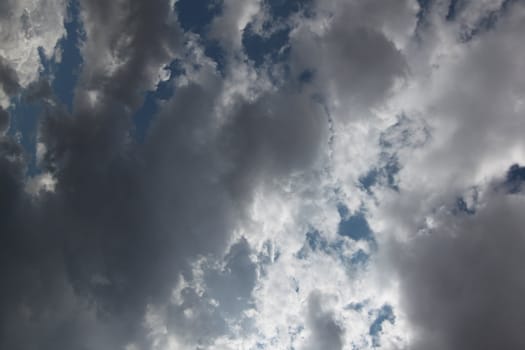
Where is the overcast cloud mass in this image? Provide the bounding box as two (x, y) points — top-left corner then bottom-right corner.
(1, 0), (525, 349)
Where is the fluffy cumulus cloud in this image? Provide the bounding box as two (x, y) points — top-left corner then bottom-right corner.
(1, 0), (525, 349)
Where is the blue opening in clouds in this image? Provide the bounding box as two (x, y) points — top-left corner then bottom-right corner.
(204, 40), (226, 73)
(445, 0), (461, 21)
(7, 1), (84, 176)
(175, 0), (222, 35)
(132, 61), (182, 143)
(350, 249), (370, 265)
(306, 230), (328, 252)
(369, 304), (395, 347)
(505, 164), (525, 193)
(37, 1), (83, 110)
(359, 169), (379, 192)
(416, 0), (432, 23)
(359, 157), (400, 192)
(297, 230), (371, 267)
(175, 0), (226, 72)
(52, 0), (83, 111)
(337, 204), (373, 242)
(266, 0), (313, 18)
(242, 25), (290, 67)
(7, 49), (51, 175)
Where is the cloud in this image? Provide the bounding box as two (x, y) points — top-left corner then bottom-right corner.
(0, 0), (66, 103)
(0, 56), (21, 97)
(302, 291), (344, 350)
(289, 0), (413, 120)
(0, 107), (9, 134)
(1, 0), (525, 349)
(75, 0), (182, 111)
(387, 182), (525, 350)
(363, 2), (525, 349)
(0, 0), (332, 347)
(210, 0), (261, 51)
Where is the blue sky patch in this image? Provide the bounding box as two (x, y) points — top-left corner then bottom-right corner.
(305, 230), (328, 252)
(350, 249), (370, 265)
(416, 0), (433, 25)
(132, 61), (181, 143)
(446, 0), (461, 21)
(175, 0), (226, 72)
(505, 164), (525, 194)
(265, 0), (313, 19)
(175, 0), (222, 35)
(51, 0), (83, 111)
(337, 204), (373, 242)
(358, 160), (401, 193)
(359, 169), (379, 192)
(7, 1), (84, 176)
(369, 304), (395, 347)
(242, 25), (290, 67)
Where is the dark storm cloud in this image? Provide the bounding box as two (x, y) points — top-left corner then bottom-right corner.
(75, 0), (182, 111)
(219, 91), (329, 200)
(0, 56), (20, 96)
(0, 0), (15, 17)
(0, 107), (9, 133)
(0, 0), (188, 348)
(32, 77), (327, 349)
(388, 182), (525, 350)
(0, 137), (71, 350)
(25, 80), (54, 103)
(0, 0), (331, 347)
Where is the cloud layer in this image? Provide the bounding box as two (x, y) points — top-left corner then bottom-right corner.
(1, 0), (525, 349)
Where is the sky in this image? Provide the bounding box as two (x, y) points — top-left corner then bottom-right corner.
(1, 0), (525, 349)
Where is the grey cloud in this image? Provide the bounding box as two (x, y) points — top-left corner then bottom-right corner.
(219, 91), (329, 199)
(166, 238), (258, 346)
(0, 107), (9, 133)
(25, 79), (54, 103)
(290, 1), (409, 118)
(0, 138), (68, 350)
(204, 238), (258, 315)
(0, 0), (65, 92)
(0, 131), (141, 350)
(168, 286), (229, 346)
(386, 1), (525, 213)
(387, 184), (525, 350)
(0, 0), (188, 348)
(0, 0), (15, 18)
(4, 0), (525, 349)
(0, 56), (20, 96)
(75, 0), (182, 111)
(302, 291), (344, 350)
(0, 5), (329, 348)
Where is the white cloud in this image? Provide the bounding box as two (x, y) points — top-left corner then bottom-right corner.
(0, 0), (67, 106)
(210, 0), (261, 51)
